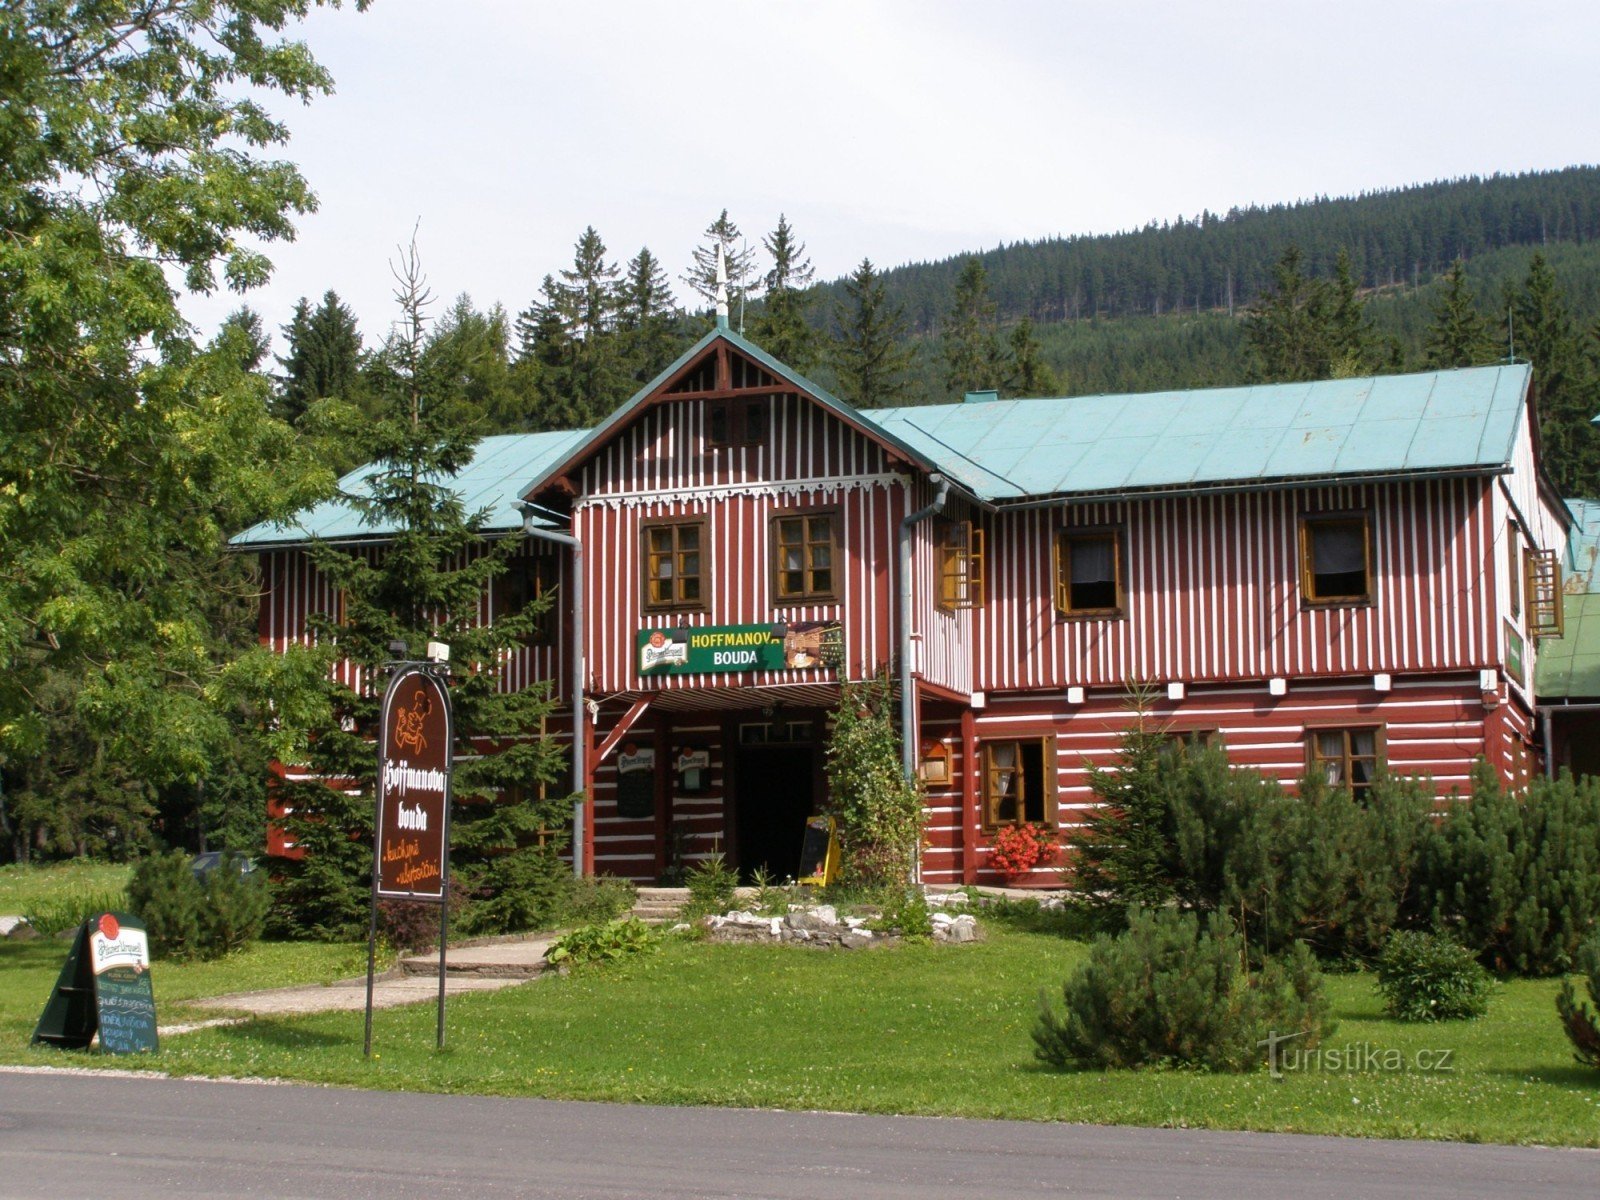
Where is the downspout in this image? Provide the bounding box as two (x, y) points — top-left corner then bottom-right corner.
(522, 515), (587, 877)
(898, 473), (949, 781)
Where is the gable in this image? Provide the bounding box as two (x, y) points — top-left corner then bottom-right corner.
(522, 330), (933, 505)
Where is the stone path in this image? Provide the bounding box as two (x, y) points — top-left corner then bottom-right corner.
(182, 933), (558, 1021)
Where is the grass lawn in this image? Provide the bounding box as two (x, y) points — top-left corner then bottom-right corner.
(0, 860), (132, 915)
(0, 938), (373, 1044)
(5, 918), (1596, 1146)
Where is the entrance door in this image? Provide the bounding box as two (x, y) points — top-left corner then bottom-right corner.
(732, 745), (816, 883)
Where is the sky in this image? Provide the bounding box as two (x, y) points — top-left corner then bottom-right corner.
(188, 0), (1600, 351)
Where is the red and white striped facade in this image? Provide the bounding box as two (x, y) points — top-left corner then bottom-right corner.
(253, 331), (1571, 884)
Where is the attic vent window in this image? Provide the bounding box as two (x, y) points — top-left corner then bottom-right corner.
(707, 398), (768, 448)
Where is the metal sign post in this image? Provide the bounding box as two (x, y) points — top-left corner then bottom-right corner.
(364, 654), (453, 1057)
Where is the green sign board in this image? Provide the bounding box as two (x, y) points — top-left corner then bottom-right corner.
(638, 621), (843, 676)
(33, 912), (158, 1054)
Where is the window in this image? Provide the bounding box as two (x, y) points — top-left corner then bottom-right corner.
(1055, 529), (1122, 616)
(708, 398), (768, 447)
(1163, 728), (1221, 754)
(644, 521), (704, 610)
(1526, 548), (1564, 638)
(1306, 726), (1383, 798)
(499, 554), (559, 645)
(773, 512), (836, 601)
(982, 738), (1057, 828)
(937, 520), (986, 610)
(1507, 524), (1522, 622)
(1301, 515), (1371, 603)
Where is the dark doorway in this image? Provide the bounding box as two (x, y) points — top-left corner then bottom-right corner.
(732, 746), (816, 882)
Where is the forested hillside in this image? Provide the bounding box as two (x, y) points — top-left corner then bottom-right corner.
(824, 167), (1600, 331)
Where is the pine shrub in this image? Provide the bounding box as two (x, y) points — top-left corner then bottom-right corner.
(196, 858), (268, 956)
(1556, 934), (1600, 1068)
(683, 852), (739, 919)
(1374, 930), (1493, 1021)
(128, 851), (265, 960)
(128, 850), (204, 959)
(1073, 719), (1434, 960)
(1032, 907), (1332, 1071)
(1423, 765), (1600, 975)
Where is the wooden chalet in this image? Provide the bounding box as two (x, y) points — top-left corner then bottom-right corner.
(235, 306), (1575, 886)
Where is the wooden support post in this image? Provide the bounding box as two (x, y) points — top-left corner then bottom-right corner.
(961, 706), (978, 885)
(654, 717), (671, 879)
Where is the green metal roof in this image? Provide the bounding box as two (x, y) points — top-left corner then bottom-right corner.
(859, 364), (1532, 502)
(229, 429), (586, 547)
(1535, 593), (1600, 699)
(233, 349), (1537, 550)
(1563, 497), (1600, 590)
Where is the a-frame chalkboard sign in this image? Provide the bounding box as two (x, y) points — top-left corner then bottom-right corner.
(32, 912), (158, 1055)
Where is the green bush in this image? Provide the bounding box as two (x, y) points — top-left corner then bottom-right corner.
(128, 850), (266, 960)
(683, 852), (738, 919)
(1556, 933), (1600, 1068)
(1423, 766), (1600, 975)
(824, 676), (924, 888)
(870, 886), (933, 941)
(1374, 930), (1493, 1021)
(558, 875), (638, 926)
(544, 917), (659, 968)
(1033, 906), (1332, 1071)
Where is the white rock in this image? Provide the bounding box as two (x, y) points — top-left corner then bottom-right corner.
(810, 905), (838, 926)
(0, 916), (26, 937)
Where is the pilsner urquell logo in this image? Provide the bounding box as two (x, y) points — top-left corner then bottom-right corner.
(394, 687), (433, 753)
(640, 629), (688, 671)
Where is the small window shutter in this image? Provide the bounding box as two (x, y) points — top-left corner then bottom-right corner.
(1043, 735), (1059, 826)
(966, 526), (985, 608)
(1526, 549), (1564, 638)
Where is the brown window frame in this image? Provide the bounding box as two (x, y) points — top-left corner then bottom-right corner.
(1300, 513), (1373, 605)
(1304, 724), (1385, 798)
(1054, 527), (1124, 618)
(642, 519), (707, 613)
(771, 509), (839, 603)
(937, 519), (986, 611)
(981, 736), (1059, 830)
(1163, 727), (1222, 754)
(1507, 524), (1522, 623)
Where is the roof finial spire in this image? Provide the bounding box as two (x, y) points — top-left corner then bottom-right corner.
(714, 242), (730, 330)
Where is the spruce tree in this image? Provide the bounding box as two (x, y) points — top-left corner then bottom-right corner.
(418, 295), (521, 433)
(1326, 249), (1376, 376)
(1425, 259), (1496, 368)
(617, 246), (685, 384)
(1244, 246), (1332, 383)
(1515, 253), (1600, 495)
(830, 258), (915, 409)
(276, 290), (365, 427)
(683, 209), (760, 312)
(750, 214), (817, 372)
(1006, 318), (1060, 396)
(271, 242), (569, 938)
(942, 257), (1004, 396)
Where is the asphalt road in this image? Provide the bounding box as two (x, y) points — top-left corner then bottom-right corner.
(0, 1067), (1594, 1199)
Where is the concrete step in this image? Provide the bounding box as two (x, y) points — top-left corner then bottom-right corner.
(398, 935), (557, 979)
